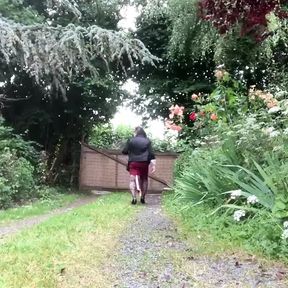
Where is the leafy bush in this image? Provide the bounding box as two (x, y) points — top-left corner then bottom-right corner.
(89, 123), (183, 152)
(0, 118), (43, 208)
(174, 137), (288, 213)
(216, 157), (288, 219)
(89, 124), (133, 149)
(0, 148), (36, 208)
(173, 149), (193, 177)
(151, 134), (185, 153)
(0, 118), (39, 164)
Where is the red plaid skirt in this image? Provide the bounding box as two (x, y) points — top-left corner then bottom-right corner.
(128, 162), (149, 180)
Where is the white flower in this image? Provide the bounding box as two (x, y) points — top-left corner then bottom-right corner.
(283, 221), (288, 229)
(247, 195), (258, 205)
(233, 210), (246, 222)
(246, 117), (257, 125)
(264, 127), (275, 134)
(47, 9), (57, 16)
(268, 106), (281, 114)
(282, 229), (288, 240)
(270, 130), (280, 138)
(230, 190), (242, 199)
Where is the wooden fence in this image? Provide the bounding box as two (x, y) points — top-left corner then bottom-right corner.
(79, 143), (178, 193)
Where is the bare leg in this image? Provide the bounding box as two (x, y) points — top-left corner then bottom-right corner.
(135, 175), (142, 198)
(129, 175), (137, 199)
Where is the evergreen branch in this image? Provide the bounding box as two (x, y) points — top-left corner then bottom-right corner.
(0, 16), (159, 98)
(46, 0), (82, 18)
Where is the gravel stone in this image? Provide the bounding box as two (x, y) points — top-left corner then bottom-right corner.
(112, 194), (287, 288)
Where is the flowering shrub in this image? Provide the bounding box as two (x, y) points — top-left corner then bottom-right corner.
(170, 60), (288, 248)
(172, 80), (288, 247)
(165, 97), (219, 145)
(249, 86), (279, 109)
(165, 68), (249, 145)
(167, 67), (287, 146)
(165, 105), (185, 132)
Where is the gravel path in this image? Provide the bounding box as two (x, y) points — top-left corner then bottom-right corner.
(112, 194), (287, 288)
(0, 194), (98, 239)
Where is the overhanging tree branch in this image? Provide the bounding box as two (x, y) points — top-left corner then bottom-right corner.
(0, 16), (159, 98)
(46, 0), (82, 18)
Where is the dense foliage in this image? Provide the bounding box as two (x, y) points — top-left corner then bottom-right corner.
(128, 0), (288, 120)
(199, 0), (288, 40)
(170, 68), (288, 258)
(0, 118), (40, 208)
(89, 123), (183, 152)
(0, 0), (156, 97)
(89, 124), (133, 149)
(0, 0), (158, 187)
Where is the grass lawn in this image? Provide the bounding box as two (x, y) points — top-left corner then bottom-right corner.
(0, 192), (139, 288)
(162, 192), (288, 287)
(163, 192), (288, 263)
(0, 194), (79, 225)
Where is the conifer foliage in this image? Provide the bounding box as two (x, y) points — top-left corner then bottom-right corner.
(0, 0), (157, 98)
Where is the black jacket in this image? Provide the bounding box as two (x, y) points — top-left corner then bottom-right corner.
(122, 135), (155, 163)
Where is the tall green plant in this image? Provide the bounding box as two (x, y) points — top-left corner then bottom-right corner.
(219, 163), (275, 210)
(173, 144), (239, 207)
(217, 158), (288, 219)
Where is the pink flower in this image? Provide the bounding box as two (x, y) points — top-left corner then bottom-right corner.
(174, 105), (184, 116)
(169, 105), (185, 117)
(210, 113), (218, 121)
(170, 124), (182, 132)
(191, 94), (199, 101)
(165, 119), (182, 132)
(189, 112), (197, 122)
(199, 111), (205, 117)
(165, 119), (173, 129)
(267, 100), (278, 108)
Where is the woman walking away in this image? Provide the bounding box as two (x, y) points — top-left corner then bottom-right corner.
(122, 127), (156, 205)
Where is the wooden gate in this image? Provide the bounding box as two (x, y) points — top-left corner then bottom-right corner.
(79, 143), (178, 193)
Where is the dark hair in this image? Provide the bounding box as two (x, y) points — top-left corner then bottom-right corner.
(135, 126), (147, 138)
